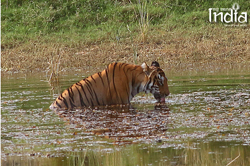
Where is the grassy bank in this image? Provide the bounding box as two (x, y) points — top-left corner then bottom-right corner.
(1, 0), (250, 73)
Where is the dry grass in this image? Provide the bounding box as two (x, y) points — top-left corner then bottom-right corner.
(1, 26), (250, 74)
(46, 48), (62, 82)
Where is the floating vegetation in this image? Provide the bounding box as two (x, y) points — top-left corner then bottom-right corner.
(1, 71), (250, 165)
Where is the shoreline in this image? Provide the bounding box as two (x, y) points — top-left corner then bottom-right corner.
(2, 27), (250, 75)
(2, 61), (250, 77)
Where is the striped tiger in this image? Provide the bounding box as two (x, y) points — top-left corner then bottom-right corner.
(50, 61), (169, 109)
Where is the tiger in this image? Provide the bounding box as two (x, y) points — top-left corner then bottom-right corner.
(50, 61), (169, 110)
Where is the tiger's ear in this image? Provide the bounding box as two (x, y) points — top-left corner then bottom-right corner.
(141, 62), (150, 75)
(151, 61), (160, 67)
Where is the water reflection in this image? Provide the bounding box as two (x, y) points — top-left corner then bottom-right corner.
(55, 104), (170, 144)
(3, 141), (250, 166)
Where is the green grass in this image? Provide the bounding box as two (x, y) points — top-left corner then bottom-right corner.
(2, 0), (249, 47)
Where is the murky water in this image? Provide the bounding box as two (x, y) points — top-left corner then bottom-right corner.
(1, 68), (250, 166)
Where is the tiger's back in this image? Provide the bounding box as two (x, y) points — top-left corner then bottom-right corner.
(50, 62), (146, 109)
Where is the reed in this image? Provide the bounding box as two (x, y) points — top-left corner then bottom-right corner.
(137, 0), (150, 43)
(46, 49), (61, 83)
(127, 24), (138, 64)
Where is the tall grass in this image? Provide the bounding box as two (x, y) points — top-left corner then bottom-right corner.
(127, 24), (138, 64)
(46, 51), (61, 83)
(137, 0), (150, 43)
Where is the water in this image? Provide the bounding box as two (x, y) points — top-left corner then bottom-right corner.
(1, 69), (250, 166)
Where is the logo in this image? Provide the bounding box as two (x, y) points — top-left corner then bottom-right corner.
(209, 3), (248, 25)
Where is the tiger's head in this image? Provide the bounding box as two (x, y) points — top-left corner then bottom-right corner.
(141, 61), (170, 103)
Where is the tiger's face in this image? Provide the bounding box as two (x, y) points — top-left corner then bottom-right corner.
(150, 68), (169, 103)
(142, 61), (170, 103)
